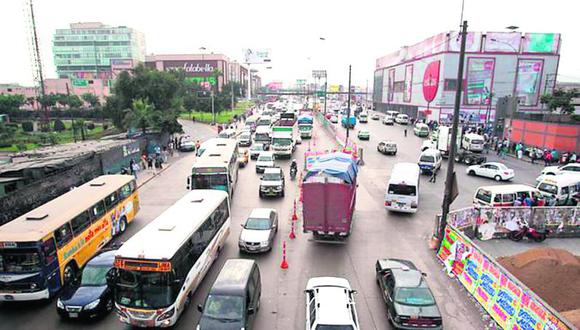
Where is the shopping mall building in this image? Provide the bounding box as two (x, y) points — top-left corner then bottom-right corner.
(373, 31), (561, 123)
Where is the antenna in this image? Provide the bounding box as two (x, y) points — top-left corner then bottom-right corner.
(24, 0), (49, 129)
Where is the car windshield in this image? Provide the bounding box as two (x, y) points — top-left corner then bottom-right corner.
(263, 172), (281, 181)
(420, 155), (435, 163)
(115, 270), (174, 309)
(471, 139), (484, 145)
(203, 294), (244, 321)
(255, 133), (270, 141)
(81, 265), (110, 286)
(316, 325), (355, 330)
(0, 248), (42, 273)
(258, 155), (273, 162)
(395, 287), (436, 306)
(251, 145), (263, 151)
(245, 217), (271, 230)
(538, 182), (558, 195)
(388, 184), (416, 196)
(240, 134), (251, 140)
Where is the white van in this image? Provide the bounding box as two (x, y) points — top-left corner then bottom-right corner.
(395, 114), (409, 125)
(535, 173), (580, 206)
(418, 149), (442, 174)
(461, 133), (485, 152)
(385, 162), (420, 213)
(473, 184), (540, 207)
(257, 115), (272, 128)
(413, 123), (430, 137)
(358, 112), (368, 123)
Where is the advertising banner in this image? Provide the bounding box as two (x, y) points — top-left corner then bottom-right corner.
(388, 69), (395, 102)
(437, 225), (573, 330)
(449, 31), (482, 52)
(404, 64), (413, 102)
(163, 60), (219, 77)
(515, 59), (543, 106)
(485, 32), (521, 52)
(244, 49), (271, 64)
(465, 58), (495, 105)
(523, 33), (560, 53)
(422, 61), (441, 103)
(330, 85), (340, 93)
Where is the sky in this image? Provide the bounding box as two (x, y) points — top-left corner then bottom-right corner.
(1, 0), (579, 88)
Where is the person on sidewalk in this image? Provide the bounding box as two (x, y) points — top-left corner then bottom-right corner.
(545, 151), (552, 166)
(147, 156), (154, 172)
(429, 170), (437, 183)
(530, 150), (536, 164)
(404, 128), (407, 137)
(516, 142), (523, 160)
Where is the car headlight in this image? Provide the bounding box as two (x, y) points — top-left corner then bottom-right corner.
(157, 307), (175, 322)
(30, 283), (37, 290)
(57, 298), (64, 309)
(260, 241), (270, 247)
(274, 186), (282, 191)
(84, 299), (100, 310)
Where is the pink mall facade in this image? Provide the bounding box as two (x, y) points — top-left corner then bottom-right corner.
(373, 31), (561, 123)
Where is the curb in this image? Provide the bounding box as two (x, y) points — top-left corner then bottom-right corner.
(136, 160), (175, 189)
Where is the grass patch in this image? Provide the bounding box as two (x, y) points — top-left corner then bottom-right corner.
(180, 101), (253, 124)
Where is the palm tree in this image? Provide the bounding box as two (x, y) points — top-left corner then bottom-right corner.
(124, 99), (155, 134)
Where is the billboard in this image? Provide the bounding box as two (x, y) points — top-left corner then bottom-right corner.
(465, 58), (495, 105)
(404, 64), (413, 102)
(162, 60), (219, 77)
(422, 60), (440, 103)
(449, 32), (482, 52)
(485, 32), (521, 52)
(523, 33), (560, 53)
(244, 49), (271, 64)
(515, 59), (543, 106)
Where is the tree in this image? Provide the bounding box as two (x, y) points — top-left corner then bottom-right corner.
(124, 99), (155, 134)
(37, 94), (58, 110)
(53, 119), (66, 132)
(67, 95), (83, 109)
(541, 88), (578, 114)
(0, 94), (25, 113)
(0, 123), (17, 144)
(81, 93), (100, 108)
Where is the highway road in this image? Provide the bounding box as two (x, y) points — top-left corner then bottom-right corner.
(0, 114), (544, 329)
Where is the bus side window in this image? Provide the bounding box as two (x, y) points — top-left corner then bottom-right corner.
(493, 195), (501, 203)
(54, 223), (73, 248)
(71, 211), (91, 236)
(119, 184), (132, 199)
(105, 191), (119, 209)
(91, 200), (106, 222)
(42, 238), (57, 265)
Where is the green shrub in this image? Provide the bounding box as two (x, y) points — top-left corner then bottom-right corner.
(21, 121), (34, 132)
(86, 122), (95, 130)
(53, 119), (66, 132)
(103, 123), (108, 130)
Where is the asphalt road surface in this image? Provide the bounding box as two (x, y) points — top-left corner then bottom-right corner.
(0, 115), (544, 329)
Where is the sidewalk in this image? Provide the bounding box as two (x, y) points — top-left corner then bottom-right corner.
(135, 152), (181, 188)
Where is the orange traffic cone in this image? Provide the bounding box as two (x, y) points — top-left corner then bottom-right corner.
(292, 199), (298, 221)
(289, 221), (296, 239)
(280, 241), (289, 269)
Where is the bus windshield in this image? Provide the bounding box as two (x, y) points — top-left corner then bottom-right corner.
(0, 248), (42, 273)
(115, 270), (175, 309)
(192, 174), (229, 191)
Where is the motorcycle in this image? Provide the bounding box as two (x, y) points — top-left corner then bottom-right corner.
(508, 226), (550, 242)
(290, 166), (297, 180)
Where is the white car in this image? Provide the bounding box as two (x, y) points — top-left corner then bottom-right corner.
(541, 163), (580, 176)
(255, 151), (275, 173)
(467, 162), (515, 181)
(305, 277), (360, 330)
(371, 113), (380, 120)
(238, 208), (278, 253)
(395, 114), (409, 125)
(382, 116), (394, 125)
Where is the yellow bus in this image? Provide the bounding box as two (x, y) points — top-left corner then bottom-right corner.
(0, 175), (139, 301)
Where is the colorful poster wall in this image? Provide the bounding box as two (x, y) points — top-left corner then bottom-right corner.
(465, 58), (495, 105)
(404, 64), (413, 103)
(485, 32), (521, 52)
(515, 59), (543, 106)
(437, 225), (572, 330)
(523, 33), (560, 53)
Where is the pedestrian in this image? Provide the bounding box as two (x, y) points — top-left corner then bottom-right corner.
(131, 159), (139, 179)
(530, 150), (536, 164)
(129, 159), (136, 176)
(404, 128), (407, 137)
(516, 142), (523, 159)
(429, 169), (437, 183)
(570, 152), (577, 163)
(545, 151), (552, 166)
(551, 149), (558, 164)
(146, 156), (153, 171)
(496, 140), (502, 155)
(141, 154), (148, 170)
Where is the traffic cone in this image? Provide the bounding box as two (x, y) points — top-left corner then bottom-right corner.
(292, 199), (298, 221)
(280, 241), (289, 269)
(289, 221), (296, 239)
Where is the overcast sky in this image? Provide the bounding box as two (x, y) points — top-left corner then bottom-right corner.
(1, 0), (579, 88)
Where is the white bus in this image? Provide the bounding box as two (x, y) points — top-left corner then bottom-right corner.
(384, 162), (420, 213)
(189, 139), (239, 196)
(112, 190), (230, 328)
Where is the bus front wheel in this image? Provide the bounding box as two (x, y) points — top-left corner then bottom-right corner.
(119, 217), (127, 235)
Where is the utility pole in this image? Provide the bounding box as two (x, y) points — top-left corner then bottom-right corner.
(65, 83), (76, 142)
(438, 21), (468, 249)
(346, 65), (352, 144)
(247, 64), (251, 100)
(28, 0), (48, 129)
(211, 90), (216, 124)
(230, 64), (235, 110)
(323, 74), (328, 114)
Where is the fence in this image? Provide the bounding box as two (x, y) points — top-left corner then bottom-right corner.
(441, 206), (580, 239)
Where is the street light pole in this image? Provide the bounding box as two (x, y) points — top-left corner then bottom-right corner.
(437, 20), (468, 249)
(324, 74), (328, 114)
(346, 65), (352, 145)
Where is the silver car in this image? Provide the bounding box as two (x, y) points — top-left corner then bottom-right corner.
(239, 208), (278, 253)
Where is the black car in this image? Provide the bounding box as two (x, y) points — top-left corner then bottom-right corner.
(454, 149), (486, 165)
(56, 250), (116, 320)
(375, 258), (442, 329)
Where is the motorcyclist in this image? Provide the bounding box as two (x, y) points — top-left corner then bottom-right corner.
(290, 159), (298, 177)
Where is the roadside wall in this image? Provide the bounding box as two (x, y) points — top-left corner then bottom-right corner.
(437, 224), (575, 330)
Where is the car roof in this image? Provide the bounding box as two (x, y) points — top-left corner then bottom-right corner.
(87, 249), (117, 267)
(377, 258), (428, 288)
(248, 208), (275, 219)
(210, 259), (255, 296)
(258, 151), (274, 157)
(306, 277), (354, 325)
(420, 149), (441, 156)
(484, 162), (506, 167)
(264, 167), (282, 174)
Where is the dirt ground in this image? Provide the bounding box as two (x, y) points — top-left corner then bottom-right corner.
(498, 247), (580, 327)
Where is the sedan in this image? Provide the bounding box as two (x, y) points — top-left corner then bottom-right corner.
(57, 250), (116, 320)
(467, 162), (514, 181)
(249, 143), (265, 160)
(239, 208), (278, 253)
(357, 129), (370, 140)
(377, 140), (397, 155)
(371, 113), (380, 120)
(375, 258), (442, 329)
(382, 116), (394, 125)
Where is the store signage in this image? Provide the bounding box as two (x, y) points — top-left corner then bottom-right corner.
(422, 60), (440, 102)
(164, 61), (217, 74)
